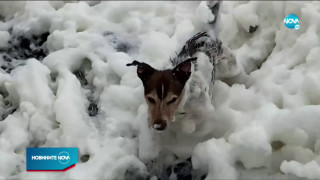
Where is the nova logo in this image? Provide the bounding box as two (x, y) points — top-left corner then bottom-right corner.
(58, 151), (70, 164)
(284, 14), (300, 29)
(27, 147), (78, 171)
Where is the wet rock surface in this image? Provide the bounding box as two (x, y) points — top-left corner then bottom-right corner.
(249, 25), (259, 33)
(80, 154), (90, 163)
(88, 102), (98, 117)
(73, 68), (99, 118)
(0, 89), (17, 121)
(1, 105), (17, 121)
(0, 31), (50, 73)
(124, 166), (150, 180)
(74, 70), (88, 86)
(103, 31), (135, 53)
(166, 158), (201, 180)
(207, 0), (221, 24)
(8, 32), (49, 60)
(147, 157), (207, 180)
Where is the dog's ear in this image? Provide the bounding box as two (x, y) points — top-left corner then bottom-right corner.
(172, 57), (197, 85)
(127, 60), (155, 83)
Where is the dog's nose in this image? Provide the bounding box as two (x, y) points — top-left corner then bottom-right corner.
(153, 121), (167, 131)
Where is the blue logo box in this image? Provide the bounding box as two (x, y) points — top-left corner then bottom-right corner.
(26, 147), (78, 171)
(284, 14), (300, 30)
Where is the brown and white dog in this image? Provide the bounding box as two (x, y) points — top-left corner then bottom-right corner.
(127, 32), (239, 132)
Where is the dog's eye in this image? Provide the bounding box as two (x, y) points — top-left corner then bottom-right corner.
(168, 97), (177, 104)
(147, 97), (155, 104)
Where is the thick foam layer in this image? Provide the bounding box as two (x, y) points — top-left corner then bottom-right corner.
(0, 1), (320, 179)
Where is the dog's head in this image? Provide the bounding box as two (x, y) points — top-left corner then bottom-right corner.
(127, 57), (197, 132)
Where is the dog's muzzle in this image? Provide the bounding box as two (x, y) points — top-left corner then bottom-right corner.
(153, 120), (167, 131)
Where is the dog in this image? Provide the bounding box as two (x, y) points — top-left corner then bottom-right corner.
(127, 32), (239, 132)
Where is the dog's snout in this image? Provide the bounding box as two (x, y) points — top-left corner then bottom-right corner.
(153, 120), (167, 131)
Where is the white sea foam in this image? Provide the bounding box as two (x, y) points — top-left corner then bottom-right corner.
(0, 1), (320, 179)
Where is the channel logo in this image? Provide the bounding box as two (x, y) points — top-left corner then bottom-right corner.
(58, 151), (71, 164)
(284, 14), (300, 29)
(26, 147), (78, 171)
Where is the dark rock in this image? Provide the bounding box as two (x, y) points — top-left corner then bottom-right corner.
(173, 161), (193, 180)
(116, 43), (130, 53)
(103, 31), (114, 37)
(50, 72), (58, 82)
(74, 70), (88, 86)
(0, 90), (8, 99)
(39, 32), (50, 46)
(6, 31), (50, 61)
(103, 31), (133, 53)
(6, 67), (13, 73)
(0, 89), (18, 121)
(3, 100), (10, 107)
(271, 140), (285, 151)
(164, 158), (194, 180)
(249, 25), (259, 33)
(207, 1), (221, 24)
(124, 166), (149, 180)
(88, 103), (98, 117)
(174, 161), (190, 173)
(1, 65), (7, 70)
(2, 54), (12, 62)
(32, 48), (46, 60)
(20, 38), (31, 50)
(1, 107), (17, 121)
(201, 174), (207, 180)
(80, 154), (90, 163)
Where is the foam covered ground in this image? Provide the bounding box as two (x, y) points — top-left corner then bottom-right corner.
(0, 1), (320, 179)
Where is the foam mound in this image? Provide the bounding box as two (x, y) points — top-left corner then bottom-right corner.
(0, 1), (320, 179)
